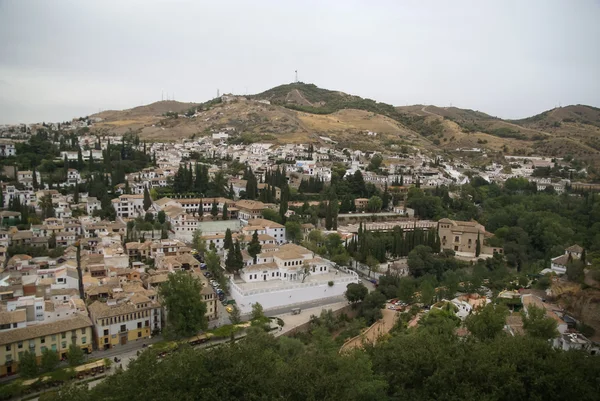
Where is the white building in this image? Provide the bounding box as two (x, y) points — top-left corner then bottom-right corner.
(112, 194), (145, 219)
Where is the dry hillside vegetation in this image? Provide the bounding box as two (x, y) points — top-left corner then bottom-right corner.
(87, 83), (600, 163)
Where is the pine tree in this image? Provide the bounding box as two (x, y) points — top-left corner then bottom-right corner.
(248, 230), (262, 264)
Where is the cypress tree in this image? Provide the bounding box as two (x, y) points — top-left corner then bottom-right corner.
(211, 200), (218, 217)
(224, 228), (233, 250)
(198, 199), (204, 217)
(248, 230), (262, 264)
(143, 187), (152, 211)
(475, 232), (481, 257)
(222, 203), (228, 220)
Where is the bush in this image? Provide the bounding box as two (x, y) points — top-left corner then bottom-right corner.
(328, 281), (334, 287)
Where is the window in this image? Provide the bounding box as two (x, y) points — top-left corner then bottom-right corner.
(41, 346), (47, 353)
(120, 325), (126, 333)
(51, 335), (56, 341)
(51, 344), (57, 352)
(82, 337), (87, 344)
(61, 332), (66, 339)
(17, 342), (22, 349)
(454, 236), (459, 242)
(62, 342), (67, 349)
(40, 337), (46, 344)
(138, 331), (142, 338)
(137, 322), (142, 329)
(5, 345), (10, 351)
(104, 338), (109, 344)
(103, 329), (109, 336)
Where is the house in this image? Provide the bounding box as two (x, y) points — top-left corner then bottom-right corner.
(235, 200), (266, 221)
(0, 142), (16, 157)
(0, 315), (93, 376)
(88, 293), (162, 350)
(550, 244), (584, 275)
(112, 194), (145, 218)
(521, 294), (568, 336)
(242, 218), (286, 244)
(354, 198), (369, 211)
(438, 218), (503, 258)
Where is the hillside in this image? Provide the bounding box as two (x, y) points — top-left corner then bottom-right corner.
(396, 104), (600, 162)
(85, 83), (600, 164)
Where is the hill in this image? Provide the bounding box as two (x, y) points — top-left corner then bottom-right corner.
(85, 83), (600, 165)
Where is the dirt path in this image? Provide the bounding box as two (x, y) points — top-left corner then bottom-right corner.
(340, 305), (398, 352)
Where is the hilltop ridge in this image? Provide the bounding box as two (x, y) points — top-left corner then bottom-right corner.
(83, 82), (599, 163)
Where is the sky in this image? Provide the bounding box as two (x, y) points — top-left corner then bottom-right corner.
(1, 0), (599, 124)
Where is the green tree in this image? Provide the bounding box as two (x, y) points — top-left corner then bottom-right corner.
(475, 232), (481, 257)
(261, 208), (283, 224)
(211, 200), (218, 217)
(222, 202), (228, 220)
(251, 302), (265, 321)
(224, 228), (233, 250)
(418, 305), (460, 336)
(566, 259), (585, 283)
(192, 229), (206, 256)
(66, 344), (85, 367)
(143, 187), (152, 211)
(419, 279), (436, 306)
(73, 184), (80, 204)
(18, 350), (39, 378)
(159, 271), (208, 338)
(48, 231), (57, 249)
(247, 230), (262, 264)
(367, 196), (383, 213)
(465, 303), (509, 341)
(157, 210), (166, 225)
(345, 282), (368, 304)
(285, 221), (302, 243)
(229, 304), (241, 325)
(521, 304), (558, 340)
(40, 194), (55, 219)
(41, 348), (60, 373)
(365, 255), (380, 278)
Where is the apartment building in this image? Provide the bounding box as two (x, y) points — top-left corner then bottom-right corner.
(0, 315), (93, 376)
(88, 293), (162, 350)
(112, 194), (145, 218)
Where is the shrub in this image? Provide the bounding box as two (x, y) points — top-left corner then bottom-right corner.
(328, 281), (334, 287)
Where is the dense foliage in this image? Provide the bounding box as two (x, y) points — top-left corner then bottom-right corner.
(43, 326), (600, 401)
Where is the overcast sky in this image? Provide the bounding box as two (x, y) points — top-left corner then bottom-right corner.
(1, 0), (599, 124)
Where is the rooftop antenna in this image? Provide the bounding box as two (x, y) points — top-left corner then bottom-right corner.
(295, 70), (298, 83)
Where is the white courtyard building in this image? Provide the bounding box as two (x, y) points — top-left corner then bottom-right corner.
(228, 243), (359, 314)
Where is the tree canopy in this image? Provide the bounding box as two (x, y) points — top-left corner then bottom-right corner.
(158, 271), (208, 338)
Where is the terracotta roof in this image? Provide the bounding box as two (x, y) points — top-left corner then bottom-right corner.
(0, 315), (92, 345)
(565, 245), (583, 253)
(88, 298), (158, 319)
(0, 309), (26, 325)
